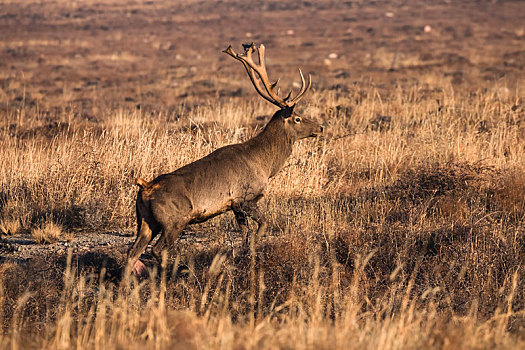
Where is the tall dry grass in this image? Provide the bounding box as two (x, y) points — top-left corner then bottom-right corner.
(1, 73), (525, 348)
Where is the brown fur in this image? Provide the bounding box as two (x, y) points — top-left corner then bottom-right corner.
(135, 178), (149, 189)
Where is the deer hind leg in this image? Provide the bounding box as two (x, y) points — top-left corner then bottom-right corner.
(126, 217), (160, 276)
(152, 223), (185, 267)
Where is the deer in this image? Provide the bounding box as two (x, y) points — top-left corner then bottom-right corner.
(126, 43), (324, 277)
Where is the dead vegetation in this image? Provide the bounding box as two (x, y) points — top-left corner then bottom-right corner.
(1, 0), (525, 348)
(31, 220), (66, 244)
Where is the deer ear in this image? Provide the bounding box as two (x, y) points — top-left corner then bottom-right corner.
(281, 105), (295, 119)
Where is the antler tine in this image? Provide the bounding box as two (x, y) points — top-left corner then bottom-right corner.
(283, 89), (293, 102)
(243, 43), (255, 61)
(224, 44), (288, 108)
(256, 44), (284, 98)
(224, 44), (312, 108)
(257, 44), (266, 73)
(271, 78), (279, 90)
(288, 69), (312, 105)
(250, 44), (287, 105)
(223, 45), (284, 108)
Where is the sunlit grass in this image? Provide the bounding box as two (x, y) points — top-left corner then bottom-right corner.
(1, 76), (524, 348)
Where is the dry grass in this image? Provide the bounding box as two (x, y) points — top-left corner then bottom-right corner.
(31, 220), (65, 244)
(2, 0), (525, 348)
(1, 80), (524, 348)
(0, 219), (21, 236)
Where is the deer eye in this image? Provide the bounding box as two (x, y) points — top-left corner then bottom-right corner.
(294, 116), (302, 123)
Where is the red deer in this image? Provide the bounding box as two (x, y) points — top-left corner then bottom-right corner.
(126, 43), (324, 276)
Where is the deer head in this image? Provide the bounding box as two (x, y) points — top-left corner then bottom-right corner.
(223, 43), (323, 141)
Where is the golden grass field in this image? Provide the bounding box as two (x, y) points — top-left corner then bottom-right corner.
(1, 0), (525, 348)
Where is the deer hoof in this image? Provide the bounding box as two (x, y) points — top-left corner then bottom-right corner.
(133, 260), (149, 279)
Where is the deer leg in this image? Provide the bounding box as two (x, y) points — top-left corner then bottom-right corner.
(233, 209), (249, 249)
(152, 223), (185, 266)
(126, 218), (160, 276)
(237, 203), (267, 251)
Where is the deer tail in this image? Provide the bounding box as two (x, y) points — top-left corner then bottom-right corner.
(135, 177), (150, 189)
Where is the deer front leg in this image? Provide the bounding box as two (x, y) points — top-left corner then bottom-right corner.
(234, 209), (250, 248)
(235, 203), (267, 252)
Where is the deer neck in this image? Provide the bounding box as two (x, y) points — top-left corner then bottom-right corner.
(247, 117), (295, 178)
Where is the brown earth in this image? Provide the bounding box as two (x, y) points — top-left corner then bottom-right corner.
(1, 0), (524, 115)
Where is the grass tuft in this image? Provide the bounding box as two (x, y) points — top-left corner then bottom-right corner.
(31, 221), (65, 244)
(0, 219), (21, 236)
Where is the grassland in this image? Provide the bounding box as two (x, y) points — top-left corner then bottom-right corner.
(1, 0), (525, 348)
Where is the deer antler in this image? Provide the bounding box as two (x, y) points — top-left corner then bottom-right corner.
(223, 43), (311, 109)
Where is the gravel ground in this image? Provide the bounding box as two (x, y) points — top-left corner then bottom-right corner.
(0, 231), (135, 264)
(0, 227), (235, 274)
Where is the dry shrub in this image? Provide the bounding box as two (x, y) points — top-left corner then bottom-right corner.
(0, 257), (65, 336)
(356, 162), (499, 225)
(382, 162), (494, 204)
(377, 162), (525, 225)
(3, 101), (525, 348)
(258, 234), (313, 305)
(0, 219), (21, 236)
(31, 221), (65, 244)
(490, 171), (525, 222)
